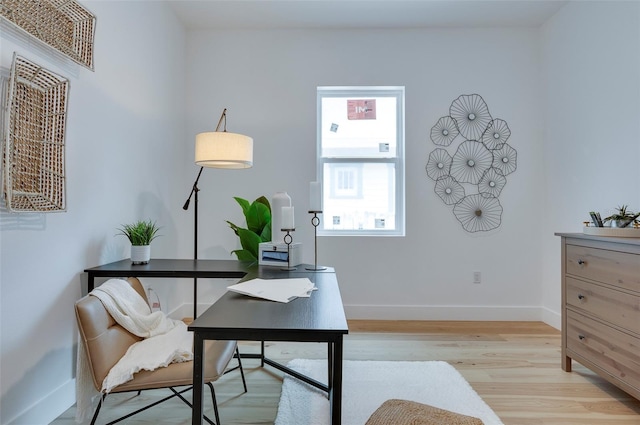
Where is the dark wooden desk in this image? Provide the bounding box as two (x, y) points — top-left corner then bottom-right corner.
(84, 259), (250, 318)
(84, 259), (349, 424)
(189, 267), (348, 425)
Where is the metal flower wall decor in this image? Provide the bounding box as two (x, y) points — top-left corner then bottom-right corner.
(426, 94), (517, 233)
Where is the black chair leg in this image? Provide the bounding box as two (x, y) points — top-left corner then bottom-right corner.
(105, 387), (192, 425)
(235, 347), (248, 393)
(90, 386), (222, 425)
(170, 387), (216, 425)
(207, 382), (221, 425)
(90, 394), (105, 425)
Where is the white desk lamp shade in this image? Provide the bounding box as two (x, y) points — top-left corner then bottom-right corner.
(195, 131), (253, 169)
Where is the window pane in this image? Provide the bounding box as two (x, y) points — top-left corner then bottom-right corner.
(320, 96), (397, 158)
(322, 162), (396, 231)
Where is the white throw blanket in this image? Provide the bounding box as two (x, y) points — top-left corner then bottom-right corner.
(75, 279), (193, 423)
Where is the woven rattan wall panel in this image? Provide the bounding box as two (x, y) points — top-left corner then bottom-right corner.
(3, 54), (69, 212)
(0, 0), (96, 70)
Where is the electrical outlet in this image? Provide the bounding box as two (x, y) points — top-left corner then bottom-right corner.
(473, 271), (481, 284)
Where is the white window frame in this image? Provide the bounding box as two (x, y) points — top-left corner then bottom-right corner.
(317, 86), (405, 236)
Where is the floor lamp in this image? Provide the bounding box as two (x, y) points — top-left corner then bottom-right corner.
(183, 108), (253, 319)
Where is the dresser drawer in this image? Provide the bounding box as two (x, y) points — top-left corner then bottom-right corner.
(566, 277), (640, 332)
(566, 310), (640, 393)
(566, 244), (640, 292)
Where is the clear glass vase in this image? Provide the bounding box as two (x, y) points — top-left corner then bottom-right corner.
(146, 286), (161, 312)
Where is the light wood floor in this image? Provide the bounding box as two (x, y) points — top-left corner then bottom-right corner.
(52, 321), (640, 424)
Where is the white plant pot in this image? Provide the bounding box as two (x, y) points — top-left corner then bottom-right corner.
(131, 245), (150, 265)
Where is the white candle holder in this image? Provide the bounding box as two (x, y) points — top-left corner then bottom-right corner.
(281, 228), (296, 271)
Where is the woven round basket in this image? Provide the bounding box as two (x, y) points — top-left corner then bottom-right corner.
(365, 399), (484, 425)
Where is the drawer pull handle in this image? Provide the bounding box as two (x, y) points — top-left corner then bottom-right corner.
(578, 334), (586, 341)
(577, 259), (586, 265)
(578, 294), (585, 300)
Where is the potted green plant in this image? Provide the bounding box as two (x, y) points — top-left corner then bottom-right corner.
(604, 205), (640, 228)
(226, 196), (271, 262)
(117, 219), (161, 264)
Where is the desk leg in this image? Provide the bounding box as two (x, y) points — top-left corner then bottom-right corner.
(192, 333), (204, 425)
(330, 338), (343, 425)
(193, 277), (198, 319)
(88, 274), (95, 292)
(327, 343), (333, 395)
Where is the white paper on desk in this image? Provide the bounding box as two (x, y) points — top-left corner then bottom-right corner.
(226, 278), (315, 303)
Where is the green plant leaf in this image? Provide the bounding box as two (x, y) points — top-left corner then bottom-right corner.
(233, 197), (251, 217)
(117, 219), (161, 245)
(226, 220), (241, 236)
(255, 196), (271, 211)
(245, 202), (271, 235)
(231, 249), (257, 262)
(260, 221), (272, 242)
(604, 205), (638, 222)
(236, 227), (263, 259)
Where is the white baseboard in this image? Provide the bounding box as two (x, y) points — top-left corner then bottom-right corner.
(167, 303), (216, 320)
(6, 378), (76, 425)
(168, 303), (197, 320)
(175, 302), (561, 327)
(540, 306), (561, 330)
(344, 304), (552, 323)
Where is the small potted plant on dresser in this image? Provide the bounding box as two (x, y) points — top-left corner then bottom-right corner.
(603, 205), (640, 228)
(117, 219), (161, 264)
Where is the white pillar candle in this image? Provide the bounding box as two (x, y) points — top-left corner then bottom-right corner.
(271, 191), (291, 243)
(281, 206), (295, 229)
(309, 181), (322, 212)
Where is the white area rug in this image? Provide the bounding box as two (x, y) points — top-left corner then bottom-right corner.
(275, 359), (503, 425)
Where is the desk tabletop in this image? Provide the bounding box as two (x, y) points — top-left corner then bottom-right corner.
(84, 258), (250, 278)
(189, 269), (348, 340)
(85, 258), (335, 278)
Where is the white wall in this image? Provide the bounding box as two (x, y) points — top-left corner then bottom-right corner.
(0, 2), (186, 423)
(187, 1), (640, 328)
(540, 1), (640, 322)
(186, 27), (547, 322)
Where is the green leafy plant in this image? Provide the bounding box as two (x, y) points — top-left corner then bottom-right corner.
(604, 205), (640, 228)
(226, 196), (271, 261)
(117, 219), (161, 246)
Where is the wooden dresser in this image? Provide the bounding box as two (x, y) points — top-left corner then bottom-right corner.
(557, 233), (640, 400)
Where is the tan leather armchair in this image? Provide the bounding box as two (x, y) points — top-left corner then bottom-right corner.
(75, 277), (246, 424)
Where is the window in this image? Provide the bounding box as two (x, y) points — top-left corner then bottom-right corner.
(317, 86), (405, 236)
(331, 165), (362, 198)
